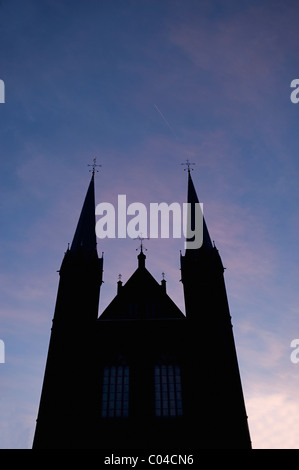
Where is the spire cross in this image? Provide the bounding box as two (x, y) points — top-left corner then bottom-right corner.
(134, 233), (149, 253)
(181, 159), (195, 174)
(88, 157), (101, 175)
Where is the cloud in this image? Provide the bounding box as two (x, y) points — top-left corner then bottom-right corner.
(247, 391), (299, 449)
(0, 401), (36, 449)
(232, 301), (299, 449)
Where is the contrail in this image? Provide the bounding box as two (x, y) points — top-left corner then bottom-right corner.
(154, 104), (177, 137)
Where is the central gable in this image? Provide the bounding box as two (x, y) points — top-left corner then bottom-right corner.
(99, 264), (185, 321)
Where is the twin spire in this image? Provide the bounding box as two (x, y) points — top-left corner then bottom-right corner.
(69, 159), (213, 258)
(186, 165), (213, 252)
(70, 160), (99, 255)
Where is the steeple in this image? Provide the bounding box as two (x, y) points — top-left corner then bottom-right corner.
(180, 169), (227, 319)
(186, 168), (213, 253)
(57, 170), (103, 323)
(70, 173), (97, 255)
(180, 167), (252, 448)
(33, 167), (104, 449)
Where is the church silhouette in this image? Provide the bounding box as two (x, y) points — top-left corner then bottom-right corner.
(33, 165), (251, 449)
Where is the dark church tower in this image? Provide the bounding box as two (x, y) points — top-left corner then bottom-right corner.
(33, 167), (251, 450)
(33, 171), (103, 449)
(180, 168), (251, 448)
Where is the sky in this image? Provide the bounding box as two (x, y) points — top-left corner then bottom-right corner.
(0, 0), (299, 449)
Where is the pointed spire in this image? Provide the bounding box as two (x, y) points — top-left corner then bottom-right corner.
(70, 173), (97, 255)
(186, 168), (213, 252)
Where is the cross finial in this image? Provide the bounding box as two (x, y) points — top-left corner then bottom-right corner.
(162, 272), (165, 280)
(134, 233), (149, 253)
(88, 157), (101, 175)
(181, 159), (195, 174)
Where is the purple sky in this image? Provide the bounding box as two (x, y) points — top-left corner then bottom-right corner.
(1, 0), (299, 448)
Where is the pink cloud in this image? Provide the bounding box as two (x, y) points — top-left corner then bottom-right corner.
(247, 392), (299, 448)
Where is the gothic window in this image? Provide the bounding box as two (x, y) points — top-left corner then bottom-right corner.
(101, 365), (129, 418)
(145, 302), (156, 317)
(154, 364), (183, 417)
(128, 303), (138, 317)
(128, 302), (156, 317)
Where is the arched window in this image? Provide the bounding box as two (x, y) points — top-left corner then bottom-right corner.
(154, 364), (183, 417)
(101, 363), (129, 418)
